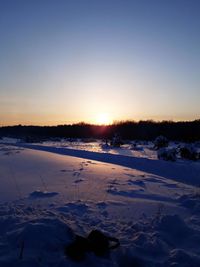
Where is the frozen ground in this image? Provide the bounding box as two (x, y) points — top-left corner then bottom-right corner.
(0, 139), (200, 266)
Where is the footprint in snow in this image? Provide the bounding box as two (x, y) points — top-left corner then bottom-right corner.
(127, 179), (145, 187)
(163, 183), (178, 188)
(125, 173), (136, 178)
(29, 190), (58, 198)
(87, 160), (97, 165)
(73, 172), (80, 177)
(96, 202), (107, 209)
(74, 178), (84, 184)
(60, 169), (73, 173)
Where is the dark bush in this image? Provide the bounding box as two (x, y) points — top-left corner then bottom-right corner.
(110, 133), (123, 147)
(157, 148), (177, 161)
(180, 145), (199, 161)
(154, 136), (169, 150)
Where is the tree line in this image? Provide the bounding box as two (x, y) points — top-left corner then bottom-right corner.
(0, 120), (199, 142)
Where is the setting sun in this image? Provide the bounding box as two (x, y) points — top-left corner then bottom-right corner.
(96, 113), (112, 125)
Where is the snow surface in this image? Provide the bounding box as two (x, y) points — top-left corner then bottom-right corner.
(0, 139), (200, 266)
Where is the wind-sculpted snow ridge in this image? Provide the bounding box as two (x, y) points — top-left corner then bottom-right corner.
(8, 142), (200, 186)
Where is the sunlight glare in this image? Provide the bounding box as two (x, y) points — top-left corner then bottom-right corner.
(96, 113), (112, 125)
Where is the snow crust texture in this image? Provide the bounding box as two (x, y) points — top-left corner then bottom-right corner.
(0, 140), (200, 266)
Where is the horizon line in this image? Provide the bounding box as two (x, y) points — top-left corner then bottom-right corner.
(1, 118), (200, 128)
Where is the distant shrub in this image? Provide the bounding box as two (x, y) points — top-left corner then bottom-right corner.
(154, 136), (169, 150)
(140, 140), (149, 145)
(110, 133), (123, 147)
(49, 137), (62, 142)
(101, 143), (110, 149)
(157, 148), (177, 161)
(81, 138), (97, 143)
(100, 139), (110, 149)
(67, 138), (78, 142)
(130, 142), (143, 151)
(23, 136), (45, 143)
(130, 142), (137, 150)
(179, 145), (199, 161)
(194, 141), (200, 148)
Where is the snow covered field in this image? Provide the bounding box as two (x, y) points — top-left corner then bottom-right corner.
(0, 139), (200, 266)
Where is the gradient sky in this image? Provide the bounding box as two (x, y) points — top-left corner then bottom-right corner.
(0, 0), (200, 125)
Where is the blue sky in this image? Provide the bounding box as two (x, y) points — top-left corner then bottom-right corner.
(0, 0), (199, 125)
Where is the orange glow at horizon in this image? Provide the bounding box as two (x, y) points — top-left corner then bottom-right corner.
(95, 113), (113, 125)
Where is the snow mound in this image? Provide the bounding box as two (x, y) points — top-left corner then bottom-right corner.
(7, 217), (74, 251)
(0, 204), (74, 266)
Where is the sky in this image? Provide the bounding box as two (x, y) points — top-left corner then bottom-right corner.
(0, 0), (200, 125)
